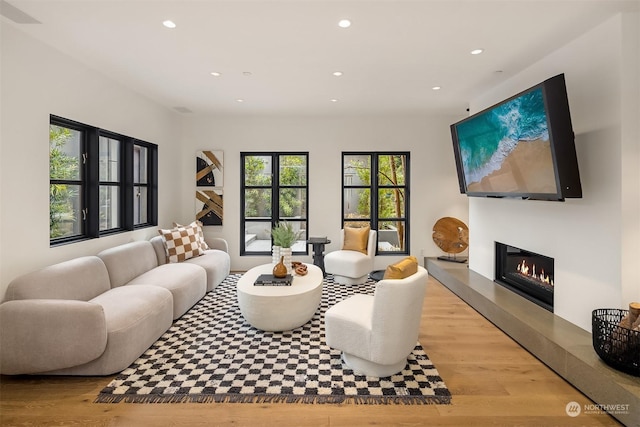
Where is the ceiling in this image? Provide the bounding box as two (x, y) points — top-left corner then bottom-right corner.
(2, 0), (638, 117)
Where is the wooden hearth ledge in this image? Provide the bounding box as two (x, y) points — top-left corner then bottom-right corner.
(426, 258), (639, 427)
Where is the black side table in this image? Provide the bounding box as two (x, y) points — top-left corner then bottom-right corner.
(369, 270), (385, 281)
(306, 237), (331, 276)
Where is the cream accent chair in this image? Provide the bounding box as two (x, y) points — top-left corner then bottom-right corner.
(324, 266), (428, 377)
(324, 229), (377, 285)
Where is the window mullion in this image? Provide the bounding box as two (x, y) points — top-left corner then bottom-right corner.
(371, 154), (379, 232)
(147, 144), (158, 226)
(85, 129), (99, 238)
(273, 154), (279, 226)
(239, 154), (247, 255)
(122, 139), (133, 230)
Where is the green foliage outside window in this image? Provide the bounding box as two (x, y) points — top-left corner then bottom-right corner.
(349, 154), (406, 250)
(244, 156), (271, 218)
(244, 155), (305, 218)
(278, 155), (306, 218)
(49, 126), (79, 239)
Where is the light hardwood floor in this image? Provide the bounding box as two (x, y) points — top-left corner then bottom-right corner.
(0, 275), (620, 426)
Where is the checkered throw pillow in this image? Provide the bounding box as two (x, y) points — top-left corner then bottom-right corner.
(158, 224), (204, 263)
(173, 220), (209, 251)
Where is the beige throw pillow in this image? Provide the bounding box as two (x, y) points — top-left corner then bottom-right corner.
(383, 256), (418, 280)
(342, 226), (371, 254)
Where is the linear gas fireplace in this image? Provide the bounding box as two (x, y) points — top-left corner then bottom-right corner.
(495, 242), (554, 312)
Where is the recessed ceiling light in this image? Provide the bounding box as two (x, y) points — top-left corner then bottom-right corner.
(162, 20), (176, 29)
(242, 71), (252, 77)
(471, 49), (484, 55)
(333, 71), (343, 77)
(331, 99), (339, 102)
(236, 99), (244, 103)
(338, 19), (351, 28)
(432, 86), (441, 91)
(210, 72), (221, 77)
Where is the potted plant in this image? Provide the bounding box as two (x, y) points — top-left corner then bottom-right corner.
(271, 221), (301, 273)
(272, 221), (299, 248)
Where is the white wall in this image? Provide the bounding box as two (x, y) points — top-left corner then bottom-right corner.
(467, 13), (640, 331)
(177, 115), (468, 272)
(0, 25), (183, 300)
(620, 11), (640, 308)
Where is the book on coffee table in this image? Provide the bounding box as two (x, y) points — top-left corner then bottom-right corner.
(254, 274), (293, 286)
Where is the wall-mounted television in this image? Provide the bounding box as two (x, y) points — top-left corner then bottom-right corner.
(450, 74), (582, 201)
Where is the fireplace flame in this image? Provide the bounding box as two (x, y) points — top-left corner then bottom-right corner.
(517, 260), (554, 286)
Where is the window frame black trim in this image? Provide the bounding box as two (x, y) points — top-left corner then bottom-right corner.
(49, 115), (158, 246)
(96, 130), (124, 235)
(240, 151), (309, 256)
(341, 151), (410, 255)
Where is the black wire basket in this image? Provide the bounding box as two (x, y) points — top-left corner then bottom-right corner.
(592, 309), (640, 376)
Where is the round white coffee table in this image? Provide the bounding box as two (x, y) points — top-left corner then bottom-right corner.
(237, 263), (323, 331)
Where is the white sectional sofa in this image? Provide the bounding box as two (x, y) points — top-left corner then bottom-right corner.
(0, 236), (230, 376)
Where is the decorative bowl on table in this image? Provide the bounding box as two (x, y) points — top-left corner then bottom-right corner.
(292, 261), (308, 276)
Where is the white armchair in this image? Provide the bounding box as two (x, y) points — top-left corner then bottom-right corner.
(324, 266), (428, 377)
(324, 229), (377, 285)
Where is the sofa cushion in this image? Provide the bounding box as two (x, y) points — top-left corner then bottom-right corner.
(150, 236), (230, 291)
(127, 263), (207, 319)
(0, 299), (107, 374)
(184, 249), (231, 291)
(158, 224), (203, 263)
(383, 256), (418, 280)
(97, 241), (158, 288)
(3, 256), (110, 302)
(342, 226), (371, 254)
(48, 285), (174, 375)
(150, 235), (169, 265)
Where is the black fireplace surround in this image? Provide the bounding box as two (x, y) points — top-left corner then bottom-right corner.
(495, 242), (554, 312)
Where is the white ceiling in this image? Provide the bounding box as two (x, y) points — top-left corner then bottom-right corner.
(2, 0), (638, 116)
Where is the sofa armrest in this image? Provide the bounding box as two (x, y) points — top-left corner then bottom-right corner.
(0, 300), (108, 375)
(207, 237), (228, 253)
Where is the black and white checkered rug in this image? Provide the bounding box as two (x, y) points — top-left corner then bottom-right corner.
(96, 274), (451, 404)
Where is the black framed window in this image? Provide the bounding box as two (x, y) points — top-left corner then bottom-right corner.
(98, 133), (121, 232)
(342, 152), (410, 254)
(241, 152), (308, 255)
(50, 121), (84, 241)
(49, 115), (157, 245)
(133, 142), (157, 226)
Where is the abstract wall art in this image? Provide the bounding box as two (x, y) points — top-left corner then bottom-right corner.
(196, 150), (223, 187)
(196, 189), (223, 226)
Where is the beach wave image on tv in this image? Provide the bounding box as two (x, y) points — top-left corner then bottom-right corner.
(456, 88), (557, 194)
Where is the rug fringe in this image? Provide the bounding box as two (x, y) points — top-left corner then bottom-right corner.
(95, 393), (451, 405)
